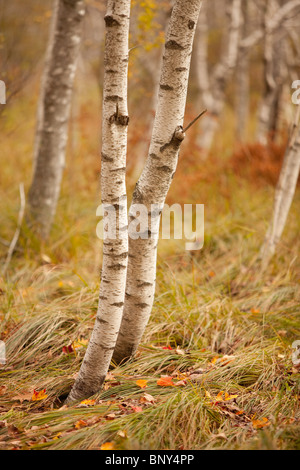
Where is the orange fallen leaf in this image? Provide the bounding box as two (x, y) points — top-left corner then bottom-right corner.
(211, 356), (219, 365)
(251, 308), (260, 314)
(80, 399), (96, 406)
(252, 417), (270, 429)
(157, 376), (174, 387)
(215, 391), (225, 403)
(101, 442), (115, 450)
(75, 419), (88, 429)
(136, 379), (148, 389)
(32, 389), (48, 401)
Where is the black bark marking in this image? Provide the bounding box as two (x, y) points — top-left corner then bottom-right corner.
(101, 152), (114, 162)
(157, 165), (173, 174)
(132, 182), (143, 203)
(135, 302), (150, 309)
(104, 15), (120, 27)
(160, 84), (174, 91)
(165, 40), (184, 50)
(150, 153), (160, 160)
(111, 302), (124, 307)
(108, 263), (127, 270)
(96, 317), (109, 325)
(175, 67), (187, 72)
(188, 20), (195, 30)
(105, 95), (123, 102)
(111, 167), (126, 173)
(137, 281), (153, 287)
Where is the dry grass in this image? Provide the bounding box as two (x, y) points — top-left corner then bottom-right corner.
(0, 82), (299, 451)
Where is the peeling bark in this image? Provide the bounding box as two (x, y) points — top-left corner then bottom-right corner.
(28, 0), (85, 238)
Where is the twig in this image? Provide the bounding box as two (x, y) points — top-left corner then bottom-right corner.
(183, 109), (207, 133)
(2, 183), (26, 275)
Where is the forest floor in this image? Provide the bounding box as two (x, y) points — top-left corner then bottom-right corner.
(0, 88), (299, 450)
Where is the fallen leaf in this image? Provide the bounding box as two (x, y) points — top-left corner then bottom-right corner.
(136, 379), (148, 389)
(32, 389), (48, 401)
(224, 392), (238, 401)
(62, 345), (74, 354)
(80, 399), (96, 406)
(251, 308), (260, 314)
(101, 442), (115, 450)
(140, 393), (156, 404)
(175, 347), (185, 356)
(174, 380), (187, 387)
(130, 405), (143, 412)
(157, 376), (174, 387)
(74, 419), (88, 429)
(252, 417), (270, 429)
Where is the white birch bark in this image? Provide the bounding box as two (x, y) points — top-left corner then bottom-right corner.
(112, 0), (203, 365)
(235, 0), (250, 141)
(256, 0), (288, 144)
(260, 105), (300, 269)
(195, 0), (242, 154)
(28, 0), (85, 239)
(67, 0), (131, 403)
(240, 0), (300, 51)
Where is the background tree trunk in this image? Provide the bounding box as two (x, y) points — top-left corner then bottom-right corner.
(256, 0), (288, 145)
(235, 0), (250, 141)
(112, 0), (203, 365)
(260, 105), (300, 269)
(195, 0), (242, 154)
(28, 0), (85, 239)
(66, 0), (131, 404)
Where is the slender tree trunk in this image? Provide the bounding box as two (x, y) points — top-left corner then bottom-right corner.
(28, 0), (85, 239)
(256, 0), (288, 145)
(260, 105), (300, 269)
(194, 0), (242, 154)
(66, 0), (131, 404)
(112, 0), (203, 365)
(235, 1), (250, 141)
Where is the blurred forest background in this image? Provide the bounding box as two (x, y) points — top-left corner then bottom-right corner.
(0, 0), (300, 451)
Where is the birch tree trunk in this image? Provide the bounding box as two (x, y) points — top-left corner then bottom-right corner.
(66, 0), (131, 404)
(28, 0), (85, 239)
(195, 0), (242, 154)
(256, 0), (288, 145)
(112, 0), (203, 365)
(235, 1), (250, 141)
(260, 105), (300, 269)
